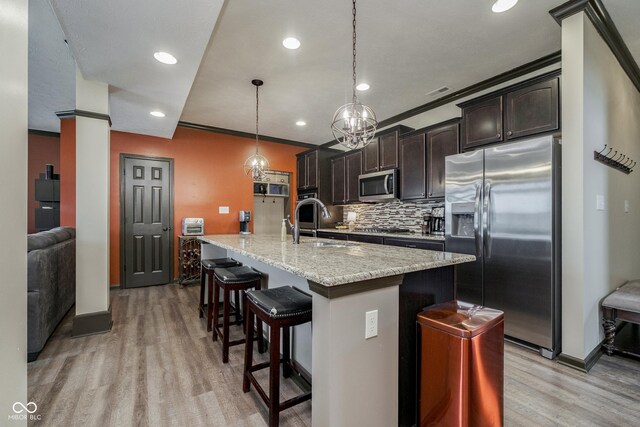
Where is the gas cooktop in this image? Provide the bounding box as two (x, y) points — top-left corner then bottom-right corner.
(353, 227), (412, 234)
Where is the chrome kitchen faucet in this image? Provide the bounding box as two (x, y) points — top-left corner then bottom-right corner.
(287, 198), (330, 244)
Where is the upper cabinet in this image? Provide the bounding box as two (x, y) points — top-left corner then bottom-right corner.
(505, 78), (559, 140)
(400, 120), (460, 202)
(331, 150), (362, 204)
(362, 126), (413, 174)
(296, 148), (338, 203)
(426, 120), (459, 200)
(460, 96), (503, 151)
(399, 131), (427, 201)
(460, 73), (560, 151)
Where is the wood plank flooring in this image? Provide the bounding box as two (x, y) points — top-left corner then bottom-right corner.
(28, 284), (640, 426)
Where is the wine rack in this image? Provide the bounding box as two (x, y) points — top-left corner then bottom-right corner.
(178, 236), (201, 286)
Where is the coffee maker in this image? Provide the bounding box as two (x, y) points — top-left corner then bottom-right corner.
(239, 210), (251, 234)
(430, 207), (445, 236)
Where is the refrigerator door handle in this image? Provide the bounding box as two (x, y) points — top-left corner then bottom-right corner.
(484, 182), (492, 258)
(474, 184), (481, 256)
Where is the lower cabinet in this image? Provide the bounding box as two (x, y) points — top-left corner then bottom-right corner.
(316, 231), (349, 241)
(348, 234), (384, 244)
(383, 237), (444, 251)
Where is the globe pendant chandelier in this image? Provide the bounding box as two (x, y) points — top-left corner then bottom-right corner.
(331, 0), (378, 150)
(244, 79), (270, 180)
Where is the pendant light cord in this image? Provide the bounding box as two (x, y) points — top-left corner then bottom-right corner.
(255, 84), (260, 154)
(352, 0), (357, 105)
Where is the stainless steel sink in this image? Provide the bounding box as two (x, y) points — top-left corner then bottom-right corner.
(306, 241), (359, 248)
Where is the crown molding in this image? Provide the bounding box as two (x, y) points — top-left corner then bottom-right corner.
(550, 0), (640, 92)
(55, 109), (112, 127)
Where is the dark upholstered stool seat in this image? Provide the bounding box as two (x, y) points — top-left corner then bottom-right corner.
(201, 257), (240, 270)
(243, 286), (312, 427)
(213, 265), (263, 363)
(245, 286), (312, 319)
(199, 258), (241, 332)
(214, 265), (262, 284)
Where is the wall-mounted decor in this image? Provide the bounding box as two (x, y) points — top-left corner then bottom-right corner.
(593, 145), (635, 174)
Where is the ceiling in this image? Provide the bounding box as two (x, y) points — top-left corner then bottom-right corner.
(27, 0), (639, 144)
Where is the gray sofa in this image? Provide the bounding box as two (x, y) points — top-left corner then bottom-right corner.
(27, 227), (75, 362)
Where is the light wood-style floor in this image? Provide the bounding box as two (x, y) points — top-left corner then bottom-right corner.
(28, 284), (640, 427)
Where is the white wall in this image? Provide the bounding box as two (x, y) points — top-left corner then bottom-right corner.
(562, 12), (640, 360)
(75, 68), (111, 316)
(0, 0), (28, 422)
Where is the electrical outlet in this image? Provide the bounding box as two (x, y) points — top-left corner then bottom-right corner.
(219, 206), (229, 214)
(596, 195), (605, 211)
(625, 200), (630, 213)
(365, 310), (378, 339)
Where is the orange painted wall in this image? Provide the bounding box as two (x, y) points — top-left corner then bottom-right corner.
(27, 133), (60, 234)
(59, 118), (76, 227)
(109, 127), (306, 286)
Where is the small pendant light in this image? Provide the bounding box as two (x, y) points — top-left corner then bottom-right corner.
(244, 79), (270, 180)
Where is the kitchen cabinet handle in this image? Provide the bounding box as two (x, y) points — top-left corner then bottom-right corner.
(497, 133), (501, 139)
(507, 131), (512, 137)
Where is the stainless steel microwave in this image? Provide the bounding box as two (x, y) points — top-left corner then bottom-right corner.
(358, 169), (399, 202)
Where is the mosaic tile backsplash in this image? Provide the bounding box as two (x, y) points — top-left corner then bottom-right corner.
(341, 201), (444, 233)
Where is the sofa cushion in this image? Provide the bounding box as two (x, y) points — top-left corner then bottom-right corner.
(27, 233), (58, 252)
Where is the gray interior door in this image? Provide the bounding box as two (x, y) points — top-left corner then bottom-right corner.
(123, 156), (172, 288)
(483, 136), (554, 349)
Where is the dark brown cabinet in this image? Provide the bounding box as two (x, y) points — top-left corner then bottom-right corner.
(296, 148), (339, 204)
(331, 156), (345, 205)
(426, 121), (459, 200)
(316, 231), (349, 241)
(506, 77), (559, 140)
(362, 139), (379, 174)
(331, 150), (362, 204)
(399, 132), (427, 200)
(296, 155), (307, 188)
(348, 234), (384, 244)
(384, 237), (444, 251)
(460, 73), (560, 151)
(296, 150), (318, 190)
(345, 151), (362, 203)
(362, 126), (413, 174)
(461, 96), (503, 151)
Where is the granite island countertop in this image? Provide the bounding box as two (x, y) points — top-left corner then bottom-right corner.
(199, 234), (474, 288)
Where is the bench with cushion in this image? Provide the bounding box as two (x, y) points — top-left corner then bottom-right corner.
(602, 280), (640, 357)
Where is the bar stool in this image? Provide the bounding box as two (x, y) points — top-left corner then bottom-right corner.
(243, 286), (312, 427)
(213, 266), (264, 363)
(199, 258), (241, 332)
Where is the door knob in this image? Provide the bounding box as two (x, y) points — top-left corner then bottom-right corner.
(163, 227), (169, 231)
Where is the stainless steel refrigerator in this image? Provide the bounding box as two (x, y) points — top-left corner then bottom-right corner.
(445, 135), (561, 358)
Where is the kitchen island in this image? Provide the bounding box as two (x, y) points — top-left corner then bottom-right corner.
(200, 234), (474, 427)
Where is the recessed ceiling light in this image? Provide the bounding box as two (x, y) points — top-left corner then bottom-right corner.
(492, 0), (518, 13)
(296, 121), (307, 126)
(282, 37), (301, 50)
(153, 51), (177, 65)
(150, 111), (166, 118)
(356, 83), (370, 91)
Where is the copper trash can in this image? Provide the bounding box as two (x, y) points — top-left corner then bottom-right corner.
(417, 301), (504, 427)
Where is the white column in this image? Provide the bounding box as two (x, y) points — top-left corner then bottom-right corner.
(0, 0), (28, 420)
(72, 67), (112, 335)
